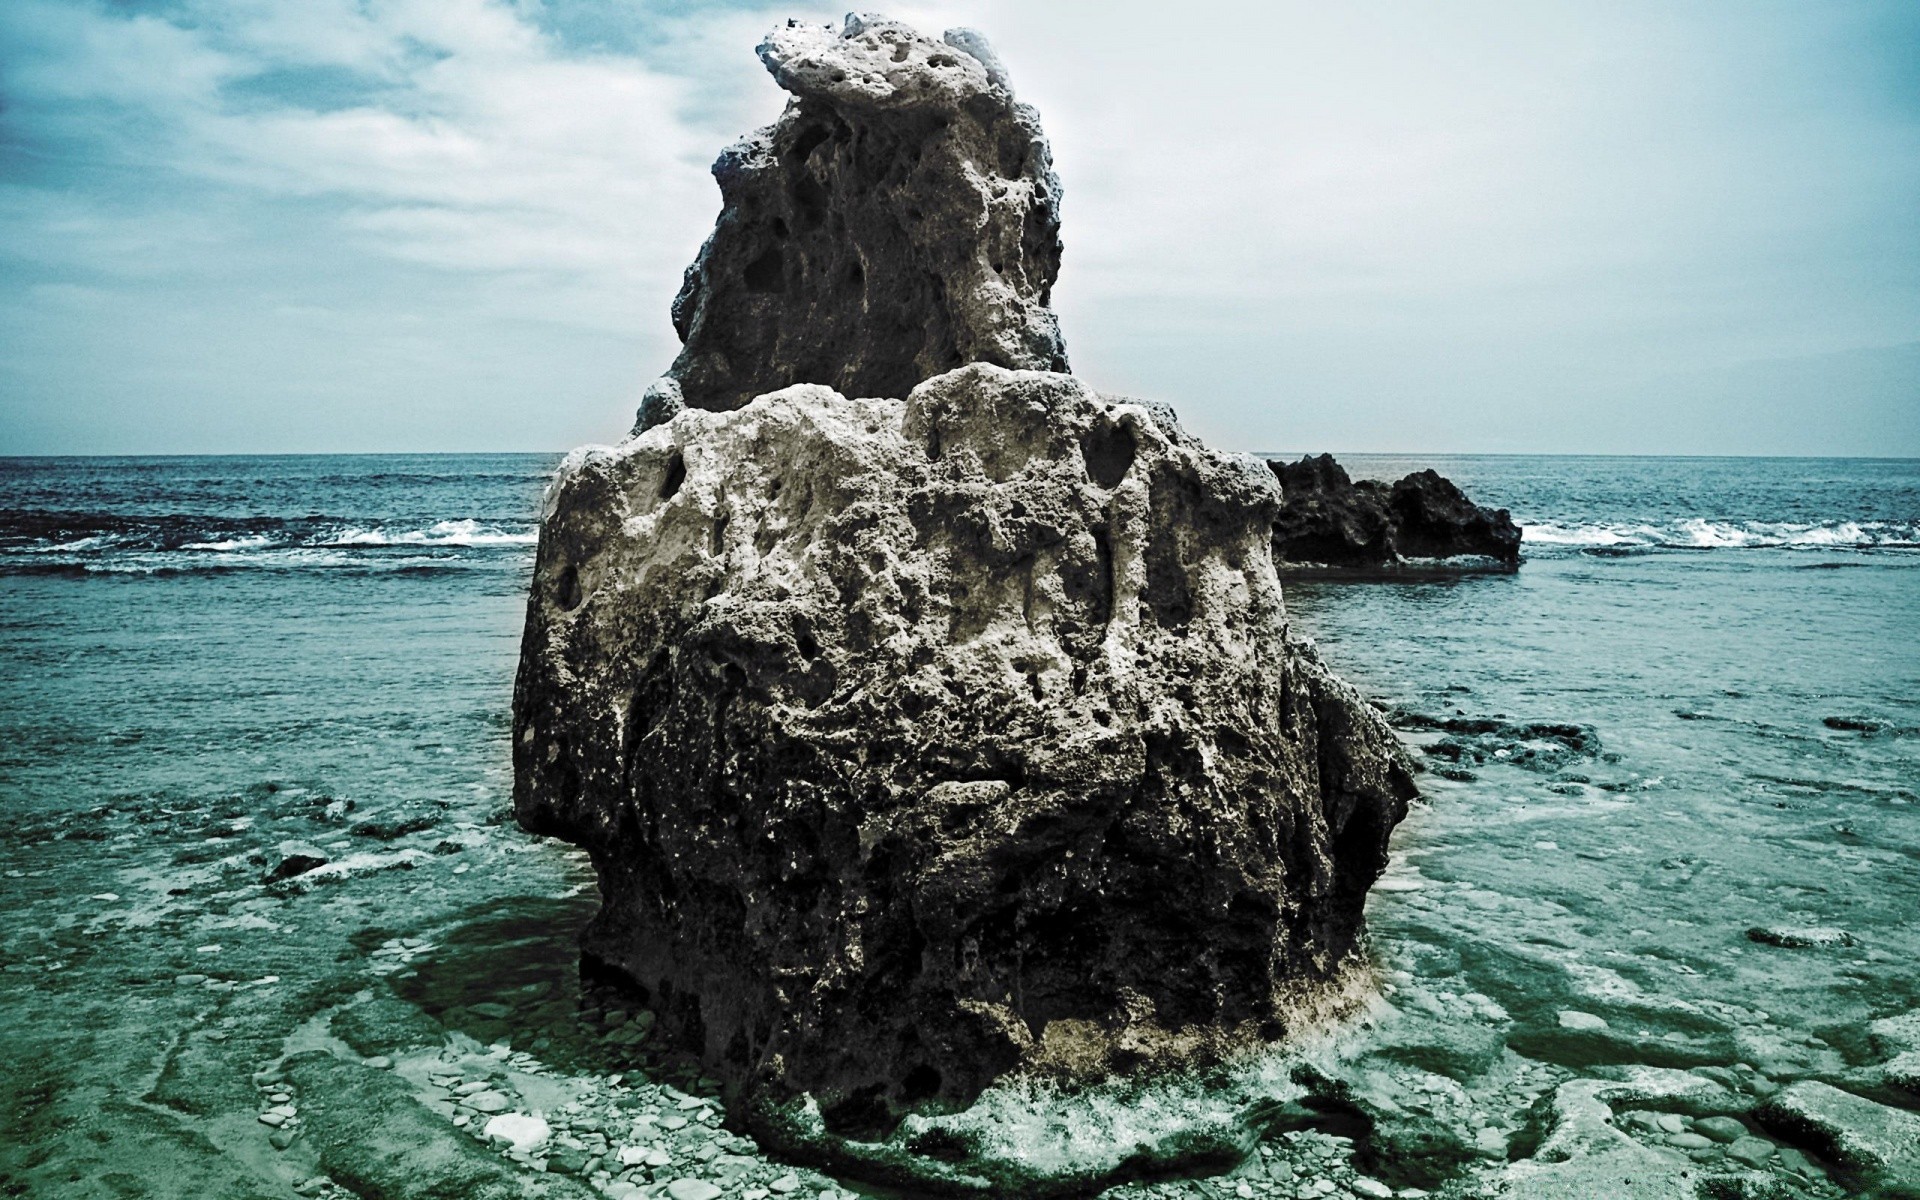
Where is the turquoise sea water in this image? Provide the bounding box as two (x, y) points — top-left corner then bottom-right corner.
(1, 452), (1916, 1197)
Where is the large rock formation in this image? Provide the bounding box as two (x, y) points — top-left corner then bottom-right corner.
(514, 13), (1416, 1172)
(1268, 453), (1522, 571)
(642, 14), (1067, 427)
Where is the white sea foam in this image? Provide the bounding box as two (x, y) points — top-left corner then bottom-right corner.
(322, 519), (537, 547)
(1520, 519), (1919, 550)
(182, 535), (276, 552)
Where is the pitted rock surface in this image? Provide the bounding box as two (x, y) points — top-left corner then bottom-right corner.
(647, 14), (1067, 425)
(516, 364), (1415, 1126)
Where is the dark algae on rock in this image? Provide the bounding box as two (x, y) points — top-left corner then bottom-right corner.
(514, 11), (1416, 1192)
(1268, 453), (1522, 572)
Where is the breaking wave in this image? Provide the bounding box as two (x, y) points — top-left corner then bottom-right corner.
(0, 513), (538, 575)
(1521, 518), (1920, 551)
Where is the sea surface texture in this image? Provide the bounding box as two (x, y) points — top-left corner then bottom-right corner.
(1, 452), (1915, 1198)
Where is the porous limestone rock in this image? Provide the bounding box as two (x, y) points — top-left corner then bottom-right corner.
(515, 364), (1415, 1128)
(514, 15), (1419, 1185)
(649, 14), (1067, 425)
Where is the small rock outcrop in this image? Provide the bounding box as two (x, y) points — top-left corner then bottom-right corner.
(515, 14), (1416, 1184)
(1268, 453), (1522, 571)
(644, 14), (1067, 427)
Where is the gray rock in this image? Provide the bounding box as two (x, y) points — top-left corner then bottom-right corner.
(547, 1147), (590, 1175)
(517, 366), (1415, 1125)
(266, 841), (329, 881)
(466, 1091), (510, 1114)
(1882, 1049), (1920, 1096)
(654, 16), (1067, 419)
(665, 1182), (723, 1200)
(1745, 926), (1856, 949)
(1869, 1009), (1920, 1055)
(1692, 1116), (1746, 1143)
(1756, 1080), (1920, 1180)
(1724, 1137), (1775, 1166)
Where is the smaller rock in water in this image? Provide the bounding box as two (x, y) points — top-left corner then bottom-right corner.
(1725, 1137), (1775, 1166)
(465, 1091), (510, 1114)
(267, 842), (329, 881)
(1746, 926), (1857, 949)
(483, 1113), (551, 1151)
(547, 1147), (590, 1175)
(1268, 453), (1522, 571)
(1822, 715), (1884, 733)
(1558, 1010), (1609, 1032)
(1350, 1179), (1394, 1199)
(1693, 1116), (1746, 1143)
(665, 1181), (723, 1200)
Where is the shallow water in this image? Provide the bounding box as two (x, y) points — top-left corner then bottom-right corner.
(1, 452), (1915, 1199)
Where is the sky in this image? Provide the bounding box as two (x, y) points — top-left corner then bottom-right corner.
(1, 0), (1916, 457)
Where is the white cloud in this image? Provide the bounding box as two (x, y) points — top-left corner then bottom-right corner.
(0, 0), (1914, 453)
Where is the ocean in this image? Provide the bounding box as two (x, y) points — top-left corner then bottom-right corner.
(1, 451), (1916, 1197)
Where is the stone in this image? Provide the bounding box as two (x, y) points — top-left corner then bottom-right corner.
(466, 1091), (510, 1114)
(646, 14), (1067, 426)
(769, 1173), (800, 1194)
(484, 1113), (552, 1151)
(1869, 1010), (1920, 1055)
(266, 841), (329, 881)
(1882, 1049), (1920, 1096)
(548, 1147), (591, 1175)
(1267, 455), (1521, 571)
(1350, 1179), (1393, 1198)
(516, 365), (1416, 1122)
(1745, 926), (1856, 949)
(1756, 1079), (1920, 1182)
(1724, 1137), (1775, 1167)
(1693, 1116), (1746, 1143)
(666, 1181), (723, 1200)
(1556, 1010), (1608, 1032)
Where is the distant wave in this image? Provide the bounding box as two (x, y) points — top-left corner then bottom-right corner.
(0, 512), (537, 574)
(322, 519), (538, 547)
(1521, 518), (1920, 551)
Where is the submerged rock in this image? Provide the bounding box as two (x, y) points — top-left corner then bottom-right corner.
(1268, 453), (1522, 571)
(647, 14), (1067, 426)
(515, 12), (1416, 1191)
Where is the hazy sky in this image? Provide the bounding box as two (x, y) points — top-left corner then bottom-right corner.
(2, 0), (1916, 456)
